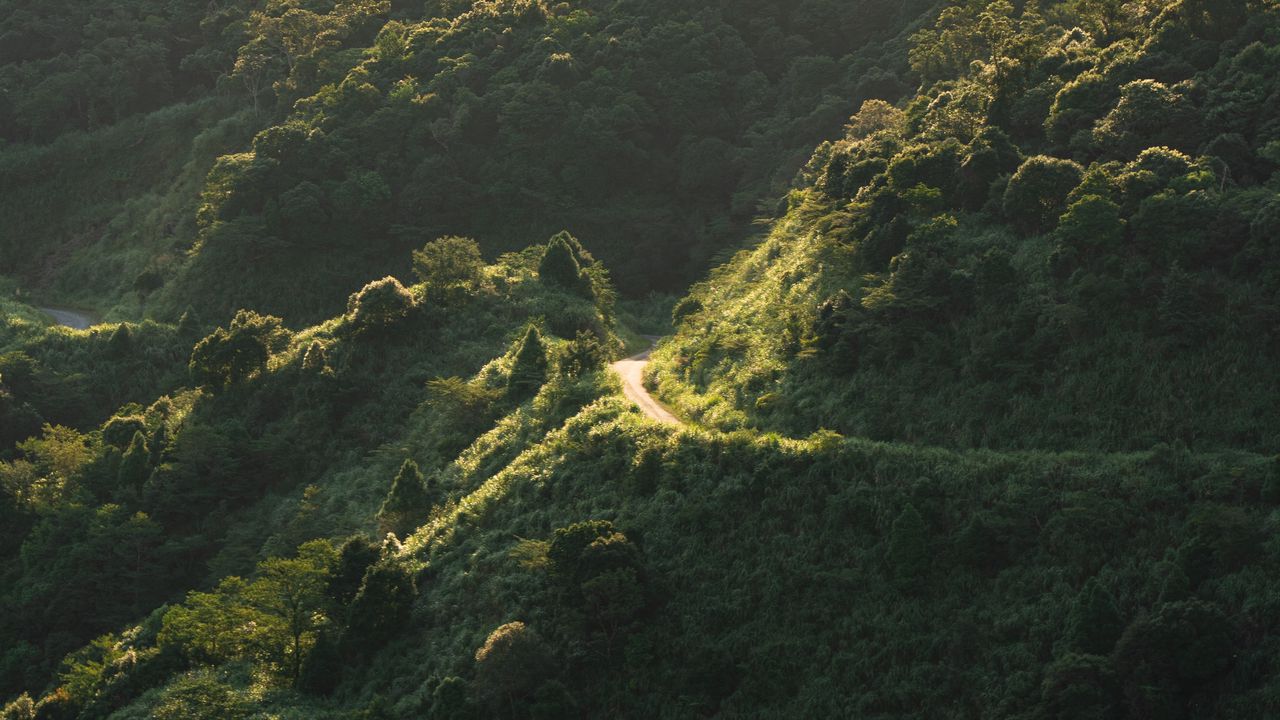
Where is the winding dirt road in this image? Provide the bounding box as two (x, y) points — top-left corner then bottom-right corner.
(39, 307), (97, 330)
(611, 339), (681, 425)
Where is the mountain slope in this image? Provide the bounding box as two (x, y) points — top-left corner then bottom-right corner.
(651, 0), (1280, 453)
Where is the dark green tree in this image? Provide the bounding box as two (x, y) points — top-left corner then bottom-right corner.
(326, 537), (381, 609)
(345, 560), (416, 654)
(117, 431), (151, 493)
(347, 276), (414, 330)
(538, 233), (586, 292)
(377, 460), (433, 538)
(188, 310), (285, 389)
(1113, 601), (1235, 719)
(1040, 653), (1121, 720)
(297, 630), (343, 696)
(430, 677), (477, 720)
(107, 324), (133, 357)
(1003, 156), (1084, 236)
(1062, 578), (1123, 655)
(101, 415), (146, 450)
(473, 622), (550, 711)
(1057, 195), (1124, 253)
(507, 326), (548, 400)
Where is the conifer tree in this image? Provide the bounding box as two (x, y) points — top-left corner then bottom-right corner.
(538, 233), (584, 289)
(508, 326), (548, 399)
(377, 460), (433, 538)
(1062, 578), (1123, 655)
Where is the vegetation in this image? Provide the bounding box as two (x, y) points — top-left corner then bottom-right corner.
(653, 0), (1280, 453)
(4, 0), (1280, 719)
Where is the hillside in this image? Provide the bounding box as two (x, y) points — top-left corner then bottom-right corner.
(4, 1), (1280, 719)
(1, 0), (934, 323)
(652, 0), (1280, 454)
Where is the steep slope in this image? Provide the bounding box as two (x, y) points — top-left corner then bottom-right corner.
(4, 0), (940, 323)
(0, 233), (618, 699)
(5, 2), (1280, 720)
(652, 0), (1280, 453)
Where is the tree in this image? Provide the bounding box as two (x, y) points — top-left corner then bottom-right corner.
(101, 415), (146, 449)
(1057, 195), (1124, 252)
(377, 459), (434, 538)
(413, 236), (485, 298)
(1113, 601), (1235, 719)
(0, 693), (35, 720)
(244, 540), (336, 686)
(538, 233), (587, 292)
(1092, 80), (1199, 157)
(1062, 578), (1123, 655)
(297, 630), (343, 696)
(844, 99), (905, 140)
(1003, 156), (1084, 236)
(507, 326), (548, 399)
(561, 330), (607, 378)
(117, 431), (151, 493)
(326, 537), (380, 609)
(887, 504), (929, 584)
(107, 324), (133, 357)
(160, 541), (336, 685)
(1041, 653), (1121, 720)
(344, 560), (415, 654)
(189, 310), (286, 389)
(347, 276), (414, 330)
(473, 622), (550, 711)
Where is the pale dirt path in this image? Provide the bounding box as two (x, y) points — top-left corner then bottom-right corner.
(39, 307), (97, 329)
(611, 340), (682, 425)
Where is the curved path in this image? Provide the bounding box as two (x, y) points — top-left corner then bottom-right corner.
(39, 307), (97, 330)
(611, 339), (682, 425)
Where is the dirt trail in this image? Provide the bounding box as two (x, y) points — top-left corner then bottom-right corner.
(39, 307), (97, 329)
(611, 339), (682, 425)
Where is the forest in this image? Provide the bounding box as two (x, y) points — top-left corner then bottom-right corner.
(3, 0), (1280, 718)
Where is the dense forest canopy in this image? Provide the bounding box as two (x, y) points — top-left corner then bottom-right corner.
(3, 0), (1280, 719)
(1, 0), (932, 322)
